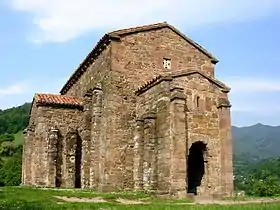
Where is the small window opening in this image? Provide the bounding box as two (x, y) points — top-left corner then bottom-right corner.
(163, 58), (171, 70)
(196, 96), (200, 108)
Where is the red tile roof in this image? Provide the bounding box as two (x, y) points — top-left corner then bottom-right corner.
(35, 93), (83, 108)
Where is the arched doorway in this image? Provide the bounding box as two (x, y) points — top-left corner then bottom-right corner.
(187, 141), (207, 195)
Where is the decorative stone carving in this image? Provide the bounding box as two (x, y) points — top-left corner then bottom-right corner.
(163, 58), (171, 70)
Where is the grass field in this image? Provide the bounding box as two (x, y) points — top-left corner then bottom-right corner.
(1, 187), (280, 210)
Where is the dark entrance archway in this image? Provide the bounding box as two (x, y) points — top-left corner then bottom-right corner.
(187, 141), (207, 195)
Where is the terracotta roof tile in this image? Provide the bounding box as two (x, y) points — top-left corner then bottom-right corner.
(35, 93), (83, 108)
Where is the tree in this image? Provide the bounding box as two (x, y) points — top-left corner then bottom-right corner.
(0, 148), (22, 186)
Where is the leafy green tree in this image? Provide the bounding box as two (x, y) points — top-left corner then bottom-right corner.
(0, 142), (16, 157)
(0, 150), (22, 186)
(0, 103), (31, 134)
(0, 103), (30, 186)
(235, 158), (280, 197)
(247, 175), (280, 196)
(0, 134), (15, 143)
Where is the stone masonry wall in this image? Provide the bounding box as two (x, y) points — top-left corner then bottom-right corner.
(219, 105), (234, 196)
(96, 72), (136, 191)
(35, 25), (232, 194)
(22, 101), (38, 185)
(65, 46), (111, 97)
(135, 79), (172, 193)
(64, 45), (118, 191)
(112, 27), (215, 92)
(61, 39), (136, 191)
(23, 24), (233, 196)
(23, 105), (83, 188)
(57, 27), (218, 191)
(135, 72), (232, 196)
(105, 27), (216, 191)
(136, 78), (189, 197)
(172, 74), (230, 196)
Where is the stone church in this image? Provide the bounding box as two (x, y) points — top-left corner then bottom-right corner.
(22, 22), (234, 197)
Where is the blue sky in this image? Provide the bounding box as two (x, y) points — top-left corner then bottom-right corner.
(0, 0), (280, 127)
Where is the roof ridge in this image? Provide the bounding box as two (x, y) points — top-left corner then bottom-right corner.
(135, 70), (230, 96)
(108, 22), (168, 36)
(135, 75), (164, 95)
(35, 93), (82, 98)
(108, 22), (218, 63)
(60, 22), (218, 94)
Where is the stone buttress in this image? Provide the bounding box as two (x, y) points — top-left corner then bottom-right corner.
(134, 70), (233, 197)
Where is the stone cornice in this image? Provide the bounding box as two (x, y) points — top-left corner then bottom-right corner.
(217, 98), (232, 108)
(135, 75), (172, 96)
(135, 70), (230, 96)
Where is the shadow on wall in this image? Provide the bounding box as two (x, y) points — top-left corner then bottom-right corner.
(54, 130), (82, 188)
(55, 131), (63, 188)
(75, 134), (82, 188)
(187, 141), (207, 195)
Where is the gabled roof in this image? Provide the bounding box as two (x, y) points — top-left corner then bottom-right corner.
(135, 70), (230, 96)
(60, 22), (218, 95)
(34, 93), (83, 108)
(171, 70), (229, 91)
(108, 22), (218, 63)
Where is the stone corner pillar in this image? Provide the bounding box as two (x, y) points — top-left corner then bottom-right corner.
(80, 90), (93, 189)
(142, 112), (157, 192)
(90, 87), (104, 190)
(218, 97), (234, 196)
(169, 88), (188, 197)
(22, 124), (35, 186)
(46, 126), (59, 187)
(64, 129), (78, 188)
(133, 118), (144, 191)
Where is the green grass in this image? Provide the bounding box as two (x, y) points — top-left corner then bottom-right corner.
(1, 187), (280, 209)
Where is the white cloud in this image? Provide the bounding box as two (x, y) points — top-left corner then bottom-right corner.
(6, 0), (280, 43)
(0, 83), (28, 97)
(0, 77), (67, 109)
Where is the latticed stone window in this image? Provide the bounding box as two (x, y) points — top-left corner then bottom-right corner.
(163, 58), (171, 70)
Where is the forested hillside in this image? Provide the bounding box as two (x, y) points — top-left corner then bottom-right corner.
(0, 103), (30, 134)
(0, 103), (280, 196)
(0, 103), (31, 186)
(232, 124), (280, 162)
